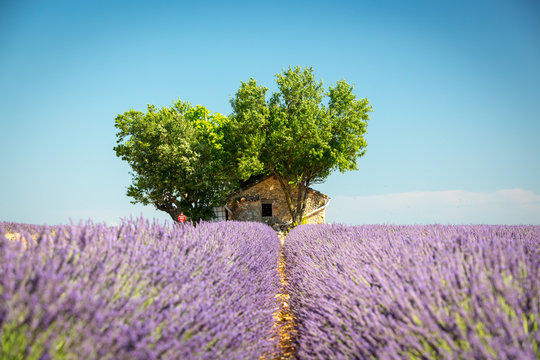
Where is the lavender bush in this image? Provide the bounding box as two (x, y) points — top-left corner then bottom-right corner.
(0, 222), (64, 236)
(0, 219), (281, 359)
(284, 224), (540, 359)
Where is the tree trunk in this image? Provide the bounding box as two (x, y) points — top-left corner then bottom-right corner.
(293, 185), (309, 226)
(167, 210), (180, 223)
(155, 199), (184, 224)
(273, 172), (312, 227)
(273, 172), (296, 224)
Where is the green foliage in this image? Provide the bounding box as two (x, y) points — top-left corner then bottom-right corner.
(227, 66), (372, 225)
(1, 322), (28, 360)
(0, 321), (67, 360)
(114, 67), (370, 225)
(114, 99), (234, 222)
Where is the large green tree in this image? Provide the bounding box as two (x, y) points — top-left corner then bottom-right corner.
(227, 66), (372, 226)
(114, 99), (233, 222)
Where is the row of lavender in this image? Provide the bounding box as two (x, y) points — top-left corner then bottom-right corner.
(284, 224), (540, 359)
(0, 219), (281, 359)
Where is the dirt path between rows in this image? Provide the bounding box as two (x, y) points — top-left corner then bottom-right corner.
(271, 233), (297, 359)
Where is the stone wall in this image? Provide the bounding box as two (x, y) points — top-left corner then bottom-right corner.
(227, 176), (328, 226)
(304, 208), (326, 224)
(230, 198), (262, 222)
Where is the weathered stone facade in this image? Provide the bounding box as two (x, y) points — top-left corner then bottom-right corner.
(226, 176), (329, 228)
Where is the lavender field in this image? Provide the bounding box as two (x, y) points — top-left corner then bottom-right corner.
(0, 219), (281, 359)
(1, 221), (539, 359)
(284, 224), (540, 359)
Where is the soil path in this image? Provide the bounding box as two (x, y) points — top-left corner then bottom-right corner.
(272, 233), (297, 359)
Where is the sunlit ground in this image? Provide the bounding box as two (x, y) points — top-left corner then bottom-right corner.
(272, 235), (297, 359)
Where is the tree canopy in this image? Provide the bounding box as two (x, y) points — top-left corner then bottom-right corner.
(114, 67), (371, 226)
(227, 66), (372, 225)
(114, 100), (233, 222)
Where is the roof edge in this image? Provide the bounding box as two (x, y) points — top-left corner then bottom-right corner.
(228, 174), (329, 199)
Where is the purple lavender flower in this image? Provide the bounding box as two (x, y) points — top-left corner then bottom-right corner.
(284, 224), (540, 359)
(0, 219), (280, 359)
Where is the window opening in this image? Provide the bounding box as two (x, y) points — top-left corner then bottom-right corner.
(262, 203), (272, 217)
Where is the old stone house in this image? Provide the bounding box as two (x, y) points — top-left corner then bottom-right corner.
(213, 175), (330, 229)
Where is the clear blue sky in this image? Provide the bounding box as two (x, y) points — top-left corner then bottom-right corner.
(1, 0), (539, 225)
